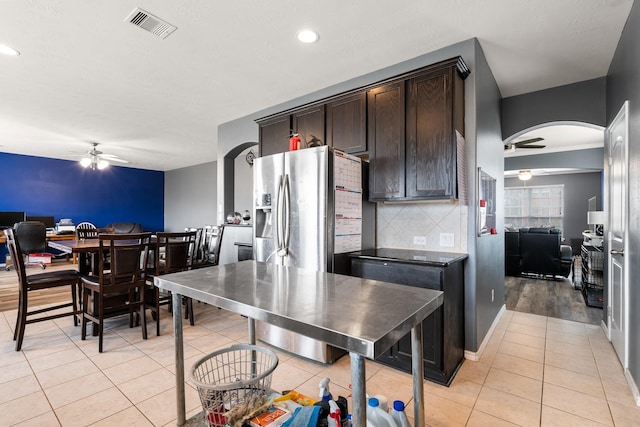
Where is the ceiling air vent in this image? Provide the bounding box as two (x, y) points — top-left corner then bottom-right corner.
(125, 8), (177, 39)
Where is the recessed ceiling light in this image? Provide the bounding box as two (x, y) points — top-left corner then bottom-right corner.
(0, 44), (20, 56)
(296, 30), (319, 43)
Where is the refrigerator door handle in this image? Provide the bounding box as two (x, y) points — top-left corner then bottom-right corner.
(277, 174), (290, 257)
(275, 174), (284, 255)
(282, 174), (291, 255)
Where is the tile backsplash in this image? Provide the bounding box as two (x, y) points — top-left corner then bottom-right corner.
(376, 202), (468, 253)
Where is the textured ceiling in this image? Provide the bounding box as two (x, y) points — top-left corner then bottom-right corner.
(0, 0), (634, 171)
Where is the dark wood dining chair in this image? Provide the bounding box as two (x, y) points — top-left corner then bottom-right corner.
(209, 225), (225, 266)
(6, 221), (49, 270)
(4, 228), (81, 351)
(76, 227), (115, 273)
(80, 232), (152, 352)
(185, 227), (207, 267)
(146, 230), (197, 335)
(76, 226), (115, 239)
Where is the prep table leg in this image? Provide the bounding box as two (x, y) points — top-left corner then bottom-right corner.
(411, 322), (425, 427)
(350, 352), (366, 427)
(173, 292), (186, 426)
(248, 318), (256, 344)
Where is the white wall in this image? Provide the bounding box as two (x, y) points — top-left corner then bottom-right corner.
(164, 161), (217, 231)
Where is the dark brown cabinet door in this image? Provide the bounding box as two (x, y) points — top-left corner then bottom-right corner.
(258, 114), (291, 157)
(257, 57), (465, 198)
(292, 105), (324, 149)
(406, 66), (460, 199)
(326, 92), (367, 154)
(394, 306), (443, 374)
(368, 81), (405, 201)
(350, 257), (465, 385)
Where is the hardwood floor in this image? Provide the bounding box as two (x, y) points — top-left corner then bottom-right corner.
(505, 273), (604, 325)
(0, 259), (77, 312)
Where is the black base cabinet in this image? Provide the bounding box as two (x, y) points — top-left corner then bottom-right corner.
(349, 249), (466, 386)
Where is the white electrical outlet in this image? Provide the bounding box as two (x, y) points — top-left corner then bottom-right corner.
(413, 236), (427, 245)
(440, 233), (454, 247)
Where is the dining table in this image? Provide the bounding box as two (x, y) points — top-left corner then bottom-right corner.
(155, 261), (444, 427)
(48, 238), (106, 275)
(48, 237), (155, 275)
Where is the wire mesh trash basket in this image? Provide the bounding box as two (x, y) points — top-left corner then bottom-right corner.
(190, 344), (279, 427)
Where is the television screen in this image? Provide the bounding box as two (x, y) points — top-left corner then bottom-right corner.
(0, 211), (26, 228)
(26, 215), (56, 229)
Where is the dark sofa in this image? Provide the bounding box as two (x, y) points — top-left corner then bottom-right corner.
(505, 227), (572, 278)
(105, 222), (143, 234)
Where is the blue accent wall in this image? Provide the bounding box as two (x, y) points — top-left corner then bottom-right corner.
(0, 152), (164, 231)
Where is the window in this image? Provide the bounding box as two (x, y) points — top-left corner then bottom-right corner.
(505, 185), (564, 231)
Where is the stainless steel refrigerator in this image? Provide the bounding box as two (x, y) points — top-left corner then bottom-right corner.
(253, 145), (375, 363)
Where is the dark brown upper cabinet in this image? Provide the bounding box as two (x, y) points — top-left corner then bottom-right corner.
(292, 105), (325, 149)
(256, 57), (468, 201)
(369, 58), (465, 202)
(326, 92), (367, 154)
(367, 81), (406, 200)
(257, 105), (325, 157)
(258, 114), (291, 157)
(405, 64), (464, 199)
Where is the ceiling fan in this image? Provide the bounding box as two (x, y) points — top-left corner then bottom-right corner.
(504, 137), (546, 152)
(78, 142), (129, 170)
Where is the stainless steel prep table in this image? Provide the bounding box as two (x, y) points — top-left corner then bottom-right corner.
(155, 260), (443, 427)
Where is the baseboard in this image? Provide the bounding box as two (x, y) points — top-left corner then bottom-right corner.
(600, 319), (609, 338)
(624, 368), (640, 407)
(464, 304), (506, 362)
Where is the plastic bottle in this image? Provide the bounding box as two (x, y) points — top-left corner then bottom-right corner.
(372, 395), (388, 412)
(327, 400), (341, 427)
(390, 400), (411, 427)
(319, 377), (333, 402)
(366, 397), (398, 427)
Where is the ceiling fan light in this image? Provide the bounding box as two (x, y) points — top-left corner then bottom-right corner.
(518, 170), (532, 181)
(0, 44), (20, 56)
(97, 159), (109, 170)
(80, 157), (92, 168)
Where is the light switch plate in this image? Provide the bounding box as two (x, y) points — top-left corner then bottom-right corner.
(413, 236), (427, 245)
(440, 233), (454, 247)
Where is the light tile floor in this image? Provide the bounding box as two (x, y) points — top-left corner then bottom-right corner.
(1, 305), (639, 426)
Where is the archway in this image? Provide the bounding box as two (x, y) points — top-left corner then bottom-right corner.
(503, 121), (605, 324)
(222, 142), (258, 220)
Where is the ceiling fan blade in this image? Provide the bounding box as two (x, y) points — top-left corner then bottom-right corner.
(513, 137), (544, 147)
(519, 144), (546, 149)
(105, 157), (129, 163)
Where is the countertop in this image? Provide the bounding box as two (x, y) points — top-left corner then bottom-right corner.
(349, 248), (468, 267)
(155, 261), (443, 359)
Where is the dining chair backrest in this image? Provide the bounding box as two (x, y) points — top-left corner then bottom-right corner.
(204, 225), (223, 263)
(210, 225), (225, 266)
(77, 227), (115, 239)
(97, 233), (152, 291)
(4, 228), (29, 288)
(76, 221), (97, 239)
(154, 231), (197, 275)
(185, 227), (205, 264)
(14, 221), (47, 255)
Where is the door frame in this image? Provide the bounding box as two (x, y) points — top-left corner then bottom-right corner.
(605, 100), (629, 369)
